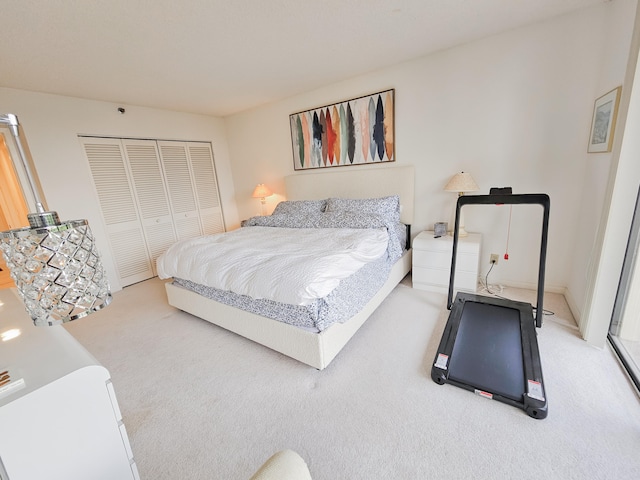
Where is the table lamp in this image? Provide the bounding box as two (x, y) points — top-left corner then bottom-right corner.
(444, 171), (479, 237)
(0, 113), (111, 326)
(252, 183), (273, 215)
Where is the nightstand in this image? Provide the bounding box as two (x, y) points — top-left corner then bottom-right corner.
(412, 230), (482, 293)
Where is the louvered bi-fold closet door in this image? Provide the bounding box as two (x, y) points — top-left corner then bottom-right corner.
(157, 141), (203, 240)
(81, 137), (154, 286)
(186, 142), (225, 235)
(121, 139), (177, 276)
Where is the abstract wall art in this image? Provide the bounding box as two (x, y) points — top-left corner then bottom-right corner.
(290, 89), (395, 170)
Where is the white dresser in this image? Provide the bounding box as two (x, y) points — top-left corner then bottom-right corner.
(0, 289), (139, 480)
(412, 231), (481, 294)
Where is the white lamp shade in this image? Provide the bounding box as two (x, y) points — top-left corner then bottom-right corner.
(252, 184), (272, 199)
(444, 172), (479, 194)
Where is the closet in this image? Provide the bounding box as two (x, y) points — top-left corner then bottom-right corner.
(81, 137), (225, 287)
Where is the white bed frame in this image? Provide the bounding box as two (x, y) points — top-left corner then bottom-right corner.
(165, 165), (415, 369)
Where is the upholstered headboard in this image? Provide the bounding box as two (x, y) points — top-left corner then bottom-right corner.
(284, 166), (415, 225)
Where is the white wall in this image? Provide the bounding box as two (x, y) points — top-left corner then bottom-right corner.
(0, 87), (239, 292)
(225, 3), (634, 295)
(566, 0), (638, 326)
(2, 1), (635, 344)
(581, 3), (640, 347)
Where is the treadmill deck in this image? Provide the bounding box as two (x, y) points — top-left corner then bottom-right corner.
(432, 292), (548, 419)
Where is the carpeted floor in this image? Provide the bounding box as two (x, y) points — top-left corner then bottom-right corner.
(65, 276), (640, 480)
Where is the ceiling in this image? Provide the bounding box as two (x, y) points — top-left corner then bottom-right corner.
(1, 0), (606, 117)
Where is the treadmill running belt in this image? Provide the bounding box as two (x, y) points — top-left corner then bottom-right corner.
(448, 301), (525, 402)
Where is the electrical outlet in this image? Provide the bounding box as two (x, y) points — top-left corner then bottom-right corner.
(490, 253), (499, 265)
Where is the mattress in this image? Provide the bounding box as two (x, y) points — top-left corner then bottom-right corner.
(172, 253), (393, 332)
(157, 225), (389, 306)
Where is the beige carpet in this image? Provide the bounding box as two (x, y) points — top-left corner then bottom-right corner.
(65, 276), (640, 480)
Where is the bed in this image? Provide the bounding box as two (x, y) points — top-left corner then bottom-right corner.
(160, 165), (414, 369)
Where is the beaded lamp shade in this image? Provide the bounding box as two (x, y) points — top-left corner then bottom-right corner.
(0, 218), (111, 326)
(0, 113), (111, 326)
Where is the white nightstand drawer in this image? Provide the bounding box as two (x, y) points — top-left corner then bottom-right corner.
(412, 266), (478, 293)
(412, 230), (481, 293)
(413, 250), (478, 272)
(413, 233), (481, 255)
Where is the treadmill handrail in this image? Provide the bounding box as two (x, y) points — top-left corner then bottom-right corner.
(447, 193), (551, 328)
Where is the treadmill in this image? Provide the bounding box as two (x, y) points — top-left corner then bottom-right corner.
(431, 192), (550, 419)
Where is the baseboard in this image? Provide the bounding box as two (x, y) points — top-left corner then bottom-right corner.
(476, 278), (583, 327)
(477, 277), (566, 295)
(563, 287), (583, 330)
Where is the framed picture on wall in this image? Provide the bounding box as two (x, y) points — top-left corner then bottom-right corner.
(588, 86), (622, 153)
(289, 89), (395, 170)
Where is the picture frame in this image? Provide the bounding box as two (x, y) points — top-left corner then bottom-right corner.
(588, 86), (621, 153)
(290, 89), (395, 170)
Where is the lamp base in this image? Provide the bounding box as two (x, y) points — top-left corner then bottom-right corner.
(450, 204), (469, 237)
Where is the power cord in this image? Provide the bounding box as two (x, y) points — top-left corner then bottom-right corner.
(477, 204), (555, 317)
(478, 261), (503, 295)
(479, 259), (554, 316)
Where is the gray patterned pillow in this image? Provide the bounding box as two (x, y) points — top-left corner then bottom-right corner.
(245, 213), (317, 229)
(272, 199), (327, 216)
(325, 195), (400, 223)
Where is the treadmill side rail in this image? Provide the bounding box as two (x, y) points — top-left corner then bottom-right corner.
(447, 193), (550, 329)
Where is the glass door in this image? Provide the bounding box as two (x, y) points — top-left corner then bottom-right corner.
(609, 185), (640, 390)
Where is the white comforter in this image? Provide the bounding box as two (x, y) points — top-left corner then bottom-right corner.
(156, 226), (389, 305)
